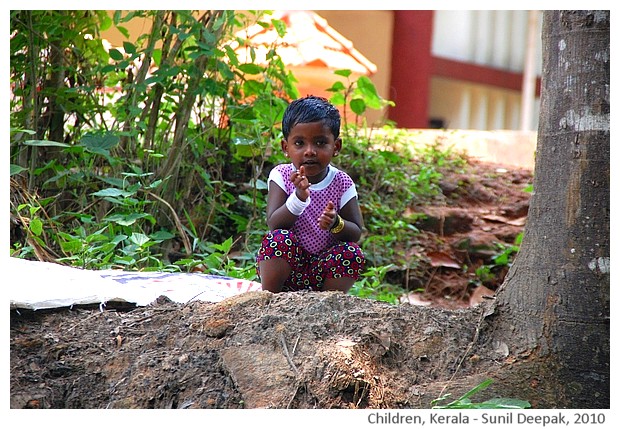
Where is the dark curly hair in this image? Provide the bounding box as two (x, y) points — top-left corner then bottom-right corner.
(281, 95), (341, 140)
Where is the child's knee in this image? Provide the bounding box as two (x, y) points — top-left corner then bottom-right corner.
(325, 242), (365, 278)
(257, 229), (302, 263)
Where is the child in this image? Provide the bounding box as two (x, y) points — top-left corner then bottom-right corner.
(256, 95), (365, 293)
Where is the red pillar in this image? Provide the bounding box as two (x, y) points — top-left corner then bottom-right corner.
(388, 11), (434, 129)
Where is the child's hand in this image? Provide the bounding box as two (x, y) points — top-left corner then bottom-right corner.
(289, 165), (310, 201)
(318, 201), (337, 230)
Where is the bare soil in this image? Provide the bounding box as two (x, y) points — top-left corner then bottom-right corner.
(10, 159), (533, 409)
(398, 159), (532, 309)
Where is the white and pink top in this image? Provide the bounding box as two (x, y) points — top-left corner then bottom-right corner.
(268, 163), (358, 255)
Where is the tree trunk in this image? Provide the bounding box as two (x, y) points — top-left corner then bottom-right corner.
(484, 10), (610, 408)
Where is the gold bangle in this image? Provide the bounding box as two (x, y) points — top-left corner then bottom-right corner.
(330, 215), (345, 234)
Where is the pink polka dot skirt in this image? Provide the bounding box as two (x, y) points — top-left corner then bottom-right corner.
(256, 229), (365, 291)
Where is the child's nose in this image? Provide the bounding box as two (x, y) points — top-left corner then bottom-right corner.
(304, 145), (316, 156)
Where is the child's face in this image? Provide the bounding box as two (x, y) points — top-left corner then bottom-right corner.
(281, 121), (342, 183)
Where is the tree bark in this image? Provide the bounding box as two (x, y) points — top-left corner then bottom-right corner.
(485, 10), (610, 408)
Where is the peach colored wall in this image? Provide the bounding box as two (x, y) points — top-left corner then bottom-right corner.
(315, 11), (393, 125)
(102, 12), (151, 46)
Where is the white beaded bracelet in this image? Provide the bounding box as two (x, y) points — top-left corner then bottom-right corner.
(285, 192), (310, 216)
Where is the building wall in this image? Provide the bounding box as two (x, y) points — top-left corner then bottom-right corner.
(320, 10), (542, 131)
(432, 10), (540, 72)
(431, 10), (542, 130)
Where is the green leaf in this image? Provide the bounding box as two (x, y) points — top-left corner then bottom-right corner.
(11, 128), (36, 136)
(514, 232), (524, 246)
(111, 234), (128, 245)
(100, 64), (116, 73)
(430, 379), (528, 409)
(145, 179), (163, 189)
(356, 75), (383, 109)
(242, 79), (264, 96)
(494, 252), (510, 266)
(86, 233), (110, 244)
(334, 69), (352, 78)
(122, 41), (136, 54)
(10, 164), (28, 176)
(150, 230), (175, 241)
(480, 398), (531, 409)
(129, 232), (150, 247)
(109, 48), (124, 61)
(92, 188), (133, 198)
(238, 63), (263, 75)
(99, 14), (112, 31)
(233, 138), (256, 158)
(117, 59), (130, 69)
(327, 81), (346, 92)
(458, 378), (494, 399)
(329, 93), (345, 106)
(144, 75), (164, 85)
(378, 150), (402, 163)
(29, 218), (43, 236)
(80, 132), (120, 155)
(23, 140), (70, 147)
(217, 61), (235, 79)
(224, 45), (239, 67)
(113, 10), (122, 25)
(104, 213), (150, 226)
(60, 238), (83, 253)
(152, 48), (162, 66)
(350, 98), (367, 115)
(272, 19), (287, 37)
(212, 237), (233, 253)
(239, 194), (253, 204)
(254, 178), (268, 190)
(114, 255), (136, 265)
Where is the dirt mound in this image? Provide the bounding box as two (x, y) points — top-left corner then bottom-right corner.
(11, 291), (495, 409)
(10, 159), (533, 409)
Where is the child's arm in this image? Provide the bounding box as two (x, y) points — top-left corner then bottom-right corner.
(265, 166), (311, 230)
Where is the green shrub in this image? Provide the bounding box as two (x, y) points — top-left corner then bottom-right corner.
(10, 10), (486, 303)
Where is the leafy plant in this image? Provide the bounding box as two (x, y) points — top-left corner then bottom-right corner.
(10, 10), (295, 271)
(349, 264), (405, 305)
(9, 10), (479, 304)
(493, 233), (523, 266)
(327, 68), (394, 131)
(470, 233), (523, 287)
(431, 379), (531, 409)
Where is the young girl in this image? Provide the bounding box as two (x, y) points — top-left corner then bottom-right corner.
(256, 95), (365, 293)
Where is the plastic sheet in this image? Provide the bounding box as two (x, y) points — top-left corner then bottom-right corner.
(9, 257), (262, 310)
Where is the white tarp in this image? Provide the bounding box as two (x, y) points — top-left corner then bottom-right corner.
(8, 257), (263, 311)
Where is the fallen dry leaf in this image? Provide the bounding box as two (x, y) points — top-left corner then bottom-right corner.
(426, 251), (462, 269)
